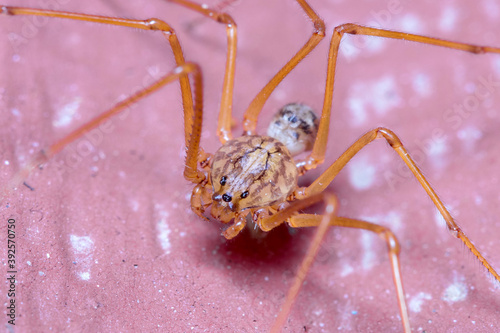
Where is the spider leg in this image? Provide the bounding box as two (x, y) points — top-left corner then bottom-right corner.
(259, 192), (408, 331)
(294, 127), (500, 282)
(1, 62), (205, 199)
(299, 24), (500, 172)
(242, 0), (325, 135)
(1, 6), (196, 146)
(166, 0), (237, 143)
(246, 193), (340, 332)
(0, 7), (206, 196)
(276, 213), (411, 333)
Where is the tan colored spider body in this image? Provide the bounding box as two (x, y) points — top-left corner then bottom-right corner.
(195, 103), (319, 239)
(194, 135), (299, 238)
(2, 1), (500, 332)
(211, 135), (298, 211)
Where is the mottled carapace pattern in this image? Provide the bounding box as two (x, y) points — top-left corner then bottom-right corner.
(266, 103), (319, 156)
(211, 135), (298, 212)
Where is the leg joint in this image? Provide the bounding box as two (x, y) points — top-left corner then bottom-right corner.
(334, 23), (359, 35)
(314, 19), (326, 36)
(375, 127), (402, 148)
(380, 229), (401, 254)
(144, 18), (173, 32)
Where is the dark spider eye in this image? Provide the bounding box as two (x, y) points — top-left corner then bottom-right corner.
(222, 193), (232, 202)
(220, 176), (227, 186)
(240, 191), (249, 199)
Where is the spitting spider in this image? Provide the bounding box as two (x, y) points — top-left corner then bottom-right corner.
(1, 0), (500, 332)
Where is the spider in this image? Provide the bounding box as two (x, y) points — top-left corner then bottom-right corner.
(1, 0), (500, 332)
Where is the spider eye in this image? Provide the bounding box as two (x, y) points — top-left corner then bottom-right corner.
(220, 176), (227, 186)
(240, 191), (249, 199)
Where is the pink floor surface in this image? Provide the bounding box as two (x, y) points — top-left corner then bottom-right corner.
(1, 0), (500, 332)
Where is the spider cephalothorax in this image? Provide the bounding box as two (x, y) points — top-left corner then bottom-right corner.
(193, 133), (300, 238)
(189, 103), (320, 238)
(211, 135), (298, 213)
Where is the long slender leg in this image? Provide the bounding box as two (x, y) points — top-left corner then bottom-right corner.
(166, 0), (237, 143)
(251, 193), (338, 333)
(258, 193), (408, 332)
(294, 127), (500, 282)
(0, 6), (195, 159)
(242, 0), (325, 135)
(0, 8), (207, 193)
(1, 62), (205, 200)
(276, 214), (411, 333)
(298, 24), (500, 172)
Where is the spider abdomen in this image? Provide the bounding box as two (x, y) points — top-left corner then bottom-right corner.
(211, 135), (298, 211)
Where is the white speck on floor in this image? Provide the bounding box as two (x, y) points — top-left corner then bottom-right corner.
(457, 126), (482, 151)
(361, 232), (375, 270)
(53, 97), (82, 127)
(372, 76), (401, 115)
(493, 57), (500, 76)
(347, 97), (367, 126)
(340, 263), (354, 277)
(412, 73), (432, 98)
(439, 6), (458, 32)
(426, 135), (448, 157)
(70, 235), (94, 255)
(362, 211), (403, 233)
(130, 199), (140, 212)
(155, 204), (172, 254)
(339, 33), (386, 63)
(70, 235), (95, 281)
(348, 156), (375, 190)
(442, 281), (468, 303)
(409, 292), (432, 312)
(11, 108), (20, 117)
(474, 194), (483, 206)
(397, 14), (424, 34)
(347, 76), (401, 126)
(339, 35), (362, 61)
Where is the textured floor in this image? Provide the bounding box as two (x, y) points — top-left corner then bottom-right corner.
(1, 0), (500, 332)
